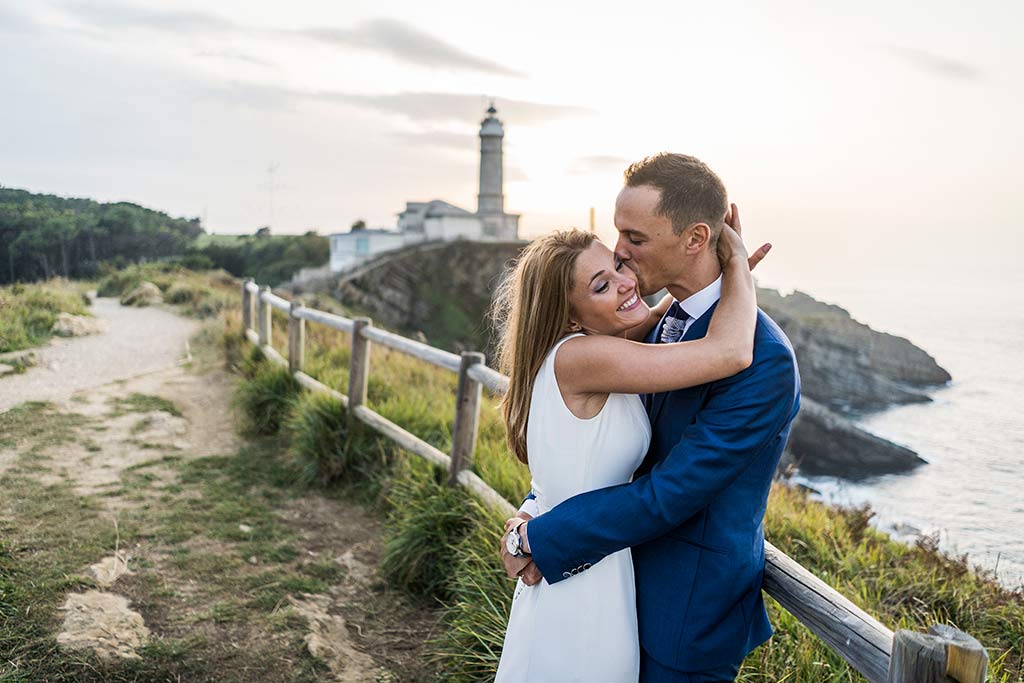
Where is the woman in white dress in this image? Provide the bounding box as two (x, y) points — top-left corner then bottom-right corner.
(489, 219), (762, 683)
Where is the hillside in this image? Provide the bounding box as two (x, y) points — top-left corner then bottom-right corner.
(305, 240), (951, 478)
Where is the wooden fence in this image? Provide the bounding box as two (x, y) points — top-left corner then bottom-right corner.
(241, 279), (988, 683)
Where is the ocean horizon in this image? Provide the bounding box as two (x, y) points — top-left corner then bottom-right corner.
(756, 271), (1024, 590)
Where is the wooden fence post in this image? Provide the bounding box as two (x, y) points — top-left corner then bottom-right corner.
(449, 352), (484, 486)
(258, 285), (272, 348)
(241, 278), (253, 332)
(888, 625), (988, 683)
(288, 301), (305, 374)
(348, 318), (372, 410)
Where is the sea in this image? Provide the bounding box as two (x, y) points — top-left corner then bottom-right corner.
(756, 272), (1024, 591)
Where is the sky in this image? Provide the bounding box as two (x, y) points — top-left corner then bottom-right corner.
(1, 0), (1022, 291)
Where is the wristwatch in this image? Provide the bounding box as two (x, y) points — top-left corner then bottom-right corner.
(506, 520), (530, 558)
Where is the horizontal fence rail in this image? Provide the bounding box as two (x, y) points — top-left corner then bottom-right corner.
(238, 278), (986, 683)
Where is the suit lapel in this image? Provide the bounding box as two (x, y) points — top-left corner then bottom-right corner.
(647, 300), (719, 426)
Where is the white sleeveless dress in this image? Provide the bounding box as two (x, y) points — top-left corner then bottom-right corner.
(495, 334), (652, 683)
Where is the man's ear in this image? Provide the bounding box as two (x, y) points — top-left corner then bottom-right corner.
(685, 223), (712, 253)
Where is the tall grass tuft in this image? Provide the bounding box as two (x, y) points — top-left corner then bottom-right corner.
(0, 279), (91, 353)
(379, 458), (475, 602)
(430, 499), (516, 682)
(233, 359), (301, 435)
(286, 392), (391, 485)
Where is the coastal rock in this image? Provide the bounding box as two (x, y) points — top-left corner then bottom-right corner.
(785, 398), (925, 478)
(120, 281), (163, 307)
(758, 288), (951, 413)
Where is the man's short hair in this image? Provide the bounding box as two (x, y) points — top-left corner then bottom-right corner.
(624, 153), (728, 237)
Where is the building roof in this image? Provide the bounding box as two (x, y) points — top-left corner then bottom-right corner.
(399, 199), (474, 219)
(423, 200), (474, 217)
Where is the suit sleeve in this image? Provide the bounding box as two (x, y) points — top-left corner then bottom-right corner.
(526, 339), (799, 584)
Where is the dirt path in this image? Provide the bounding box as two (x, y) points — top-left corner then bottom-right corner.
(0, 298), (439, 682)
(0, 297), (201, 412)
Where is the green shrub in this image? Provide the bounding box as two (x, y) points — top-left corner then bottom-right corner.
(286, 392), (390, 485)
(233, 360), (301, 435)
(379, 459), (475, 602)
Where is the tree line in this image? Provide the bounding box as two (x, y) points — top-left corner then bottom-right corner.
(0, 187), (202, 284)
(0, 187), (330, 286)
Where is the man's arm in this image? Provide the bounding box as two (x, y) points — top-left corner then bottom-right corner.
(524, 339), (799, 585)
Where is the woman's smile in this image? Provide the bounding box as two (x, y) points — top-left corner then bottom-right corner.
(617, 291), (641, 312)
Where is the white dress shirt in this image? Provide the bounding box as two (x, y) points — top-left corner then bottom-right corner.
(659, 274), (723, 338)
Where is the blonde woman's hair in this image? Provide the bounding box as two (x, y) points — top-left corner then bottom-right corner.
(490, 228), (597, 464)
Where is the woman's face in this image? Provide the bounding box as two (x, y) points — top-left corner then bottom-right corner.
(569, 241), (650, 335)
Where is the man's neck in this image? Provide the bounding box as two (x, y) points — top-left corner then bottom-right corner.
(665, 258), (721, 302)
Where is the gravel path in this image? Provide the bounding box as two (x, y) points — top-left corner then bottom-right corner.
(0, 298), (200, 412)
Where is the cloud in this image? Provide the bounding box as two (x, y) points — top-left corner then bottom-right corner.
(0, 5), (36, 33)
(196, 82), (592, 131)
(881, 45), (983, 82)
(195, 50), (276, 68)
(296, 19), (523, 77)
(567, 155), (630, 176)
(392, 130), (479, 153)
(313, 92), (592, 125)
(60, 1), (236, 33)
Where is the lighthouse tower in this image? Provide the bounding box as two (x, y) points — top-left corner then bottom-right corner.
(476, 103), (519, 240)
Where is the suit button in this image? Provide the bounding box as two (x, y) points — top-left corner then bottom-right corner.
(583, 563), (592, 570)
(562, 571), (571, 579)
(570, 568), (578, 575)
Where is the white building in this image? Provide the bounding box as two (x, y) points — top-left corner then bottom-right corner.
(328, 228), (408, 273)
(328, 104), (521, 273)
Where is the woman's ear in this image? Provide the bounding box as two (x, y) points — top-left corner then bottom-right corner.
(567, 319), (582, 333)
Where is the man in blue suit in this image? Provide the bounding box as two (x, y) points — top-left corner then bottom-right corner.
(501, 153), (801, 682)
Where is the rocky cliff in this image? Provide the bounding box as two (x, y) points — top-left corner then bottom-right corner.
(299, 241), (951, 480)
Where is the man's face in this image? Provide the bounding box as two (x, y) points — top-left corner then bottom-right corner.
(613, 185), (688, 296)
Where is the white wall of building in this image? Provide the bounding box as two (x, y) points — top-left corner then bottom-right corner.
(423, 215), (483, 241)
(329, 231), (410, 272)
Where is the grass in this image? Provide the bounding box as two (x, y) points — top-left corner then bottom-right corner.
(0, 401), (90, 457)
(0, 401), (371, 681)
(378, 458), (474, 602)
(232, 354), (302, 435)
(0, 279), (91, 353)
(285, 391), (392, 485)
(108, 393), (183, 418)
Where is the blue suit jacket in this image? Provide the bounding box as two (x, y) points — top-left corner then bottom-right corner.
(526, 303), (800, 672)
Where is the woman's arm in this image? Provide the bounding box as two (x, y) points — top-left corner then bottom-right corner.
(555, 226), (758, 396)
(624, 293), (674, 341)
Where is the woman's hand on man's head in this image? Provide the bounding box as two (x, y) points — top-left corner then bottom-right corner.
(721, 202), (771, 272)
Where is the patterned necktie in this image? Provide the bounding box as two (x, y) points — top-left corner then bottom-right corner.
(659, 301), (690, 344)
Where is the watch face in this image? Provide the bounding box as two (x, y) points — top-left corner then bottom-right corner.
(506, 530), (519, 556)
